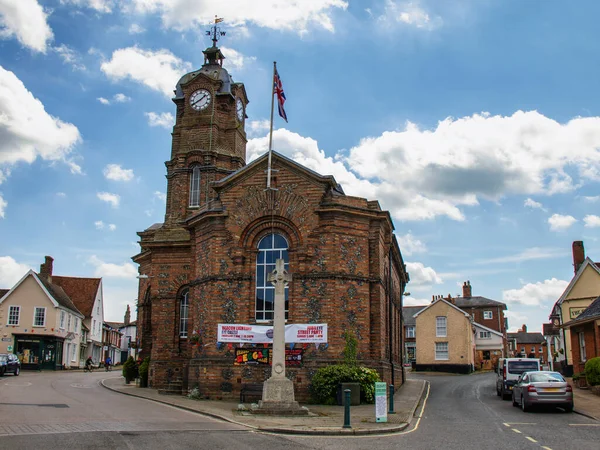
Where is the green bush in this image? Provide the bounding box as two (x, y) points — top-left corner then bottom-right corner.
(310, 364), (380, 404)
(572, 371), (584, 382)
(585, 357), (600, 386)
(138, 357), (150, 387)
(122, 356), (137, 382)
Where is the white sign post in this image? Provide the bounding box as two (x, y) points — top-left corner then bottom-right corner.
(375, 382), (388, 423)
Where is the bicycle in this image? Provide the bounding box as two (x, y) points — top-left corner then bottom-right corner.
(105, 363), (112, 372)
(84, 364), (93, 373)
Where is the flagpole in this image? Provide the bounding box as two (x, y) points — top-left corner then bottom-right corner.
(267, 61), (276, 189)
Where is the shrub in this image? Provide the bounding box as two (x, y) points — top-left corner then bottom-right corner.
(342, 330), (358, 367)
(310, 364), (380, 404)
(585, 357), (600, 386)
(122, 356), (137, 382)
(138, 357), (150, 387)
(572, 371), (583, 382)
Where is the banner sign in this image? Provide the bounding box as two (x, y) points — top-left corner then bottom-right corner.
(218, 324), (327, 343)
(569, 307), (587, 320)
(234, 348), (304, 366)
(375, 382), (387, 423)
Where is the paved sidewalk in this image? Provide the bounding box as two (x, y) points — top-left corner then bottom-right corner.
(565, 378), (600, 421)
(101, 376), (427, 435)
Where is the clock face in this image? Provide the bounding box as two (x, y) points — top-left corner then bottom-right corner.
(190, 89), (211, 111)
(236, 98), (244, 122)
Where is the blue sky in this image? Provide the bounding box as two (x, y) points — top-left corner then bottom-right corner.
(1, 1), (599, 330)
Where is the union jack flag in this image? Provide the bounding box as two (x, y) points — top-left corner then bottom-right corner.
(274, 68), (288, 122)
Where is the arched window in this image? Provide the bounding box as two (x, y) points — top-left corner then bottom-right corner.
(255, 233), (289, 322)
(189, 166), (201, 207)
(179, 289), (189, 338)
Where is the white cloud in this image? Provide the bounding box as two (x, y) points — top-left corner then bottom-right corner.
(103, 163), (134, 181)
(584, 215), (600, 228)
(128, 23), (145, 34)
(504, 310), (529, 332)
(582, 196), (600, 202)
(130, 0), (348, 34)
(403, 296), (429, 307)
(477, 247), (565, 265)
(60, 0), (114, 13)
(94, 220), (117, 231)
(94, 220), (105, 229)
(405, 262), (443, 288)
(97, 97), (110, 105)
(108, 223), (116, 231)
(502, 278), (569, 307)
(53, 44), (86, 71)
(382, 1), (442, 30)
(0, 194), (6, 218)
(97, 191), (120, 208)
(524, 198), (545, 211)
(101, 46), (192, 98)
(396, 232), (426, 256)
(56, 192), (66, 198)
(0, 0), (53, 53)
(88, 255), (137, 278)
(0, 255), (31, 286)
(145, 111), (174, 129)
(247, 119), (270, 137)
(220, 47), (256, 71)
(548, 213), (577, 231)
(154, 191), (166, 202)
(0, 66), (81, 216)
(113, 93), (131, 103)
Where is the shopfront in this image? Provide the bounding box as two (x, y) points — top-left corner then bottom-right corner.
(14, 334), (65, 370)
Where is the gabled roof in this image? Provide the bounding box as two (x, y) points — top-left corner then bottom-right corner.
(413, 298), (471, 319)
(455, 296), (507, 310)
(0, 289), (8, 298)
(473, 322), (504, 337)
(556, 258), (600, 306)
(403, 306), (427, 326)
(0, 270), (83, 317)
(507, 331), (545, 344)
(52, 276), (101, 318)
(562, 295), (600, 327)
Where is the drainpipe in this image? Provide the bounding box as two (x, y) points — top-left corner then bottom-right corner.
(388, 247), (395, 387)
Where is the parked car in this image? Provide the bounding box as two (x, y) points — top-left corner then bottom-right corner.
(512, 371), (573, 412)
(0, 353), (21, 376)
(496, 357), (540, 399)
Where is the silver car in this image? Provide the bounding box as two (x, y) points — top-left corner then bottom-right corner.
(512, 371), (573, 412)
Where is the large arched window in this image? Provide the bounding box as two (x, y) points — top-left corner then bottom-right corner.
(179, 289), (189, 338)
(255, 233), (289, 322)
(189, 166), (201, 207)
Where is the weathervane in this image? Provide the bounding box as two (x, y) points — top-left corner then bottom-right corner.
(206, 16), (226, 47)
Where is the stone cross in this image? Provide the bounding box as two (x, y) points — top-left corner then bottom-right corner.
(267, 258), (291, 379)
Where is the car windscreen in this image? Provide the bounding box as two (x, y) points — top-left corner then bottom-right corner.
(530, 373), (564, 383)
(508, 361), (539, 374)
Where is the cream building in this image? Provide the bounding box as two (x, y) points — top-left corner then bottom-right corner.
(414, 298), (475, 373)
(0, 257), (84, 370)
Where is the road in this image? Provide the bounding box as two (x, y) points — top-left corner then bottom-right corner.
(0, 371), (597, 449)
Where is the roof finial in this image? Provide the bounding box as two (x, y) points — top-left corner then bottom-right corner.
(206, 16), (226, 48)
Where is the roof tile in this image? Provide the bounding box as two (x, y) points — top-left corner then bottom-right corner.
(52, 276), (101, 318)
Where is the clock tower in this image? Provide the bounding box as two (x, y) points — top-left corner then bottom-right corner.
(164, 25), (249, 226)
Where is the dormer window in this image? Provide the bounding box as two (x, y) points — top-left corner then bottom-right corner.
(189, 166), (201, 207)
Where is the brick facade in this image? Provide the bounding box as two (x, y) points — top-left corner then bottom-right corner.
(133, 44), (409, 400)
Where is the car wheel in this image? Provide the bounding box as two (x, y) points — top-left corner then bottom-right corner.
(496, 385), (501, 396)
(521, 396), (528, 412)
(564, 403), (573, 413)
(14, 367), (19, 376)
(0, 368), (5, 377)
(512, 393), (518, 407)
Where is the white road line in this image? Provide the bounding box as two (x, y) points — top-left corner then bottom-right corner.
(525, 436), (537, 443)
(541, 447), (553, 450)
(569, 424), (600, 427)
(512, 429), (522, 434)
(504, 422), (537, 425)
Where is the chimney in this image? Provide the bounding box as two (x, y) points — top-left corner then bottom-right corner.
(39, 256), (54, 283)
(124, 305), (131, 325)
(446, 294), (455, 305)
(462, 280), (472, 298)
(521, 324), (527, 333)
(572, 241), (585, 274)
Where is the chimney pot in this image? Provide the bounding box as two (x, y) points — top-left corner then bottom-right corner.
(124, 305), (131, 325)
(462, 280), (472, 298)
(572, 241), (585, 275)
(39, 255), (54, 282)
(522, 324), (527, 333)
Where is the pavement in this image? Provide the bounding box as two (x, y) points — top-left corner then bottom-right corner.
(564, 377), (600, 421)
(101, 376), (428, 436)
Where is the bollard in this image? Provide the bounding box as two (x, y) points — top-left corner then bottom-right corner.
(388, 384), (395, 414)
(343, 389), (351, 428)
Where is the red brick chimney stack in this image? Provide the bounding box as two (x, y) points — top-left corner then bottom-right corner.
(124, 305), (131, 325)
(521, 324), (527, 332)
(462, 280), (472, 298)
(572, 241), (585, 275)
(39, 255), (54, 283)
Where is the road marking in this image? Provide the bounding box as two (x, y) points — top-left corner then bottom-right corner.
(512, 429), (522, 434)
(525, 436), (537, 443)
(541, 447), (553, 450)
(569, 424), (600, 426)
(503, 423), (511, 427)
(504, 422), (537, 425)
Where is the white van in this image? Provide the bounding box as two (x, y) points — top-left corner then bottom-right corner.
(496, 358), (540, 399)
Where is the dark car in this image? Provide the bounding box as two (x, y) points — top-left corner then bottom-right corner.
(0, 353), (21, 376)
(512, 370), (573, 412)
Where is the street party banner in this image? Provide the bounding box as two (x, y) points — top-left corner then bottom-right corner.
(234, 348), (304, 366)
(218, 323), (327, 343)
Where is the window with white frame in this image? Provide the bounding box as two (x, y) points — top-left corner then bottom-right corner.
(93, 319), (96, 334)
(34, 307), (46, 327)
(60, 311), (65, 329)
(67, 314), (71, 331)
(72, 344), (77, 361)
(8, 305), (20, 325)
(179, 289), (189, 338)
(579, 332), (586, 362)
(520, 347), (525, 354)
(436, 316), (447, 337)
(75, 317), (78, 331)
(479, 331), (491, 339)
(483, 310), (493, 320)
(435, 342), (449, 360)
(255, 233), (289, 322)
(539, 346), (543, 353)
(406, 326), (415, 338)
(189, 166), (201, 207)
